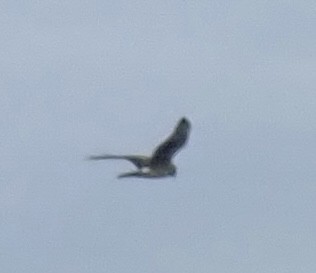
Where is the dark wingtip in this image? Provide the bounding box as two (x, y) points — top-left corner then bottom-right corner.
(179, 117), (190, 126)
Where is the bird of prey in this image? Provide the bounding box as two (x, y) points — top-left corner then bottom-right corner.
(88, 117), (191, 179)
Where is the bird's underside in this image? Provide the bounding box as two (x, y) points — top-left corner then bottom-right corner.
(88, 117), (191, 179)
(117, 169), (171, 179)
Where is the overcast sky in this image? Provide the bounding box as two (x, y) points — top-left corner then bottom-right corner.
(1, 1), (316, 272)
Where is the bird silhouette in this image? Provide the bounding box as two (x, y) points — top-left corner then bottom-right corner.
(88, 117), (191, 178)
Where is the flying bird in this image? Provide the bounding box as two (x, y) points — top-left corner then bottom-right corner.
(88, 117), (191, 178)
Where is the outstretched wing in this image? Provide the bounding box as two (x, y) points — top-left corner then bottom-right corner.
(151, 117), (191, 165)
(87, 155), (150, 169)
(117, 171), (154, 179)
(118, 170), (169, 179)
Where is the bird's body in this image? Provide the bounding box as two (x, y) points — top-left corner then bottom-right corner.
(88, 117), (191, 179)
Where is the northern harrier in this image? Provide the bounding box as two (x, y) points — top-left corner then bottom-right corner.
(88, 117), (191, 178)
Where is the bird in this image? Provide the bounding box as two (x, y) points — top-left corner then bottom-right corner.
(88, 117), (191, 179)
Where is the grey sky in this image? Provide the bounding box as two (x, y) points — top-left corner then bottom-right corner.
(1, 1), (316, 272)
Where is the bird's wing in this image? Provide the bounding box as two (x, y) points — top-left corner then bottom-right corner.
(117, 170), (167, 179)
(150, 117), (191, 165)
(87, 155), (150, 169)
